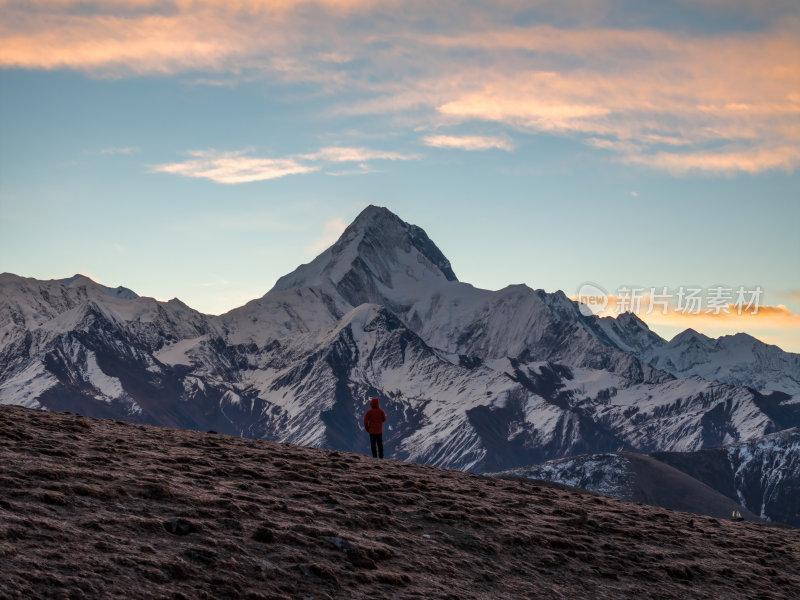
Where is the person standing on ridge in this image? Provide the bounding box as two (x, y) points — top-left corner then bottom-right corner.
(363, 397), (386, 458)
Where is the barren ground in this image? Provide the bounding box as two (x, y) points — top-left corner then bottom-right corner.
(1, 405), (799, 599)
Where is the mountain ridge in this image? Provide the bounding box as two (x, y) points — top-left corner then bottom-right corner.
(1, 206), (798, 498)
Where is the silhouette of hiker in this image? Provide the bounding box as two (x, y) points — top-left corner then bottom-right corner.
(363, 397), (386, 458)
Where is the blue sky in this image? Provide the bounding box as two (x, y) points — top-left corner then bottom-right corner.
(1, 1), (799, 351)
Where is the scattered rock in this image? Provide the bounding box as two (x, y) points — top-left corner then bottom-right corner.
(139, 482), (173, 500)
(320, 535), (356, 552)
(36, 491), (68, 506)
(347, 550), (377, 570)
(182, 546), (218, 565)
(163, 518), (196, 536)
(251, 525), (275, 543)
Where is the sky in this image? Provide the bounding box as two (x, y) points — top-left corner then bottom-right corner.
(1, 0), (799, 352)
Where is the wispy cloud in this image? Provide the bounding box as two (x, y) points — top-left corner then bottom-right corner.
(777, 290), (800, 304)
(151, 150), (317, 184)
(300, 146), (418, 163)
(98, 146), (139, 155)
(305, 217), (348, 256)
(325, 163), (380, 176)
(622, 146), (800, 176)
(151, 146), (417, 184)
(191, 213), (299, 233)
(422, 23), (800, 174)
(421, 134), (513, 151)
(3, 1), (799, 175)
(0, 1), (388, 78)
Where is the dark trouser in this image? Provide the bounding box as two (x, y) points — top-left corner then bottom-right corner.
(369, 433), (384, 458)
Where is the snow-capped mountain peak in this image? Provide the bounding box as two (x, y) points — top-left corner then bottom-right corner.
(57, 274), (139, 301)
(670, 327), (712, 347)
(589, 310), (667, 355)
(271, 205), (457, 298)
(223, 206), (460, 346)
(640, 327), (800, 395)
(0, 272), (212, 352)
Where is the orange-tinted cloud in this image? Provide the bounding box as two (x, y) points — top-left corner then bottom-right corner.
(0, 1), (381, 11)
(641, 303), (800, 327)
(2, 2), (799, 175)
(778, 290), (800, 304)
(425, 23), (800, 174)
(642, 307), (800, 353)
(591, 291), (799, 320)
(573, 291), (800, 352)
(622, 146), (800, 175)
(0, 1), (386, 75)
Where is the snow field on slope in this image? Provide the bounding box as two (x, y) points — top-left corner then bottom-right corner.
(0, 361), (55, 409)
(222, 287), (345, 347)
(154, 336), (208, 367)
(596, 377), (770, 451)
(726, 433), (800, 520)
(84, 351), (125, 401)
(518, 454), (634, 499)
(556, 367), (622, 400)
(401, 283), (555, 359)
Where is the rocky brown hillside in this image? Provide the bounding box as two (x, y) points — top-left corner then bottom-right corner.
(1, 405), (799, 599)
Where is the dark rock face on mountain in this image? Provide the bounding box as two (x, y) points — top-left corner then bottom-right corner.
(1, 206), (799, 478)
(652, 428), (800, 528)
(3, 405), (800, 599)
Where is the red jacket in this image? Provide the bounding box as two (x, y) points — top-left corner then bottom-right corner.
(364, 398), (386, 434)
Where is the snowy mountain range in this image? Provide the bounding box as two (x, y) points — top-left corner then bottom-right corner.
(1, 206), (799, 486)
(640, 328), (800, 396)
(504, 428), (800, 527)
(653, 427), (800, 526)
